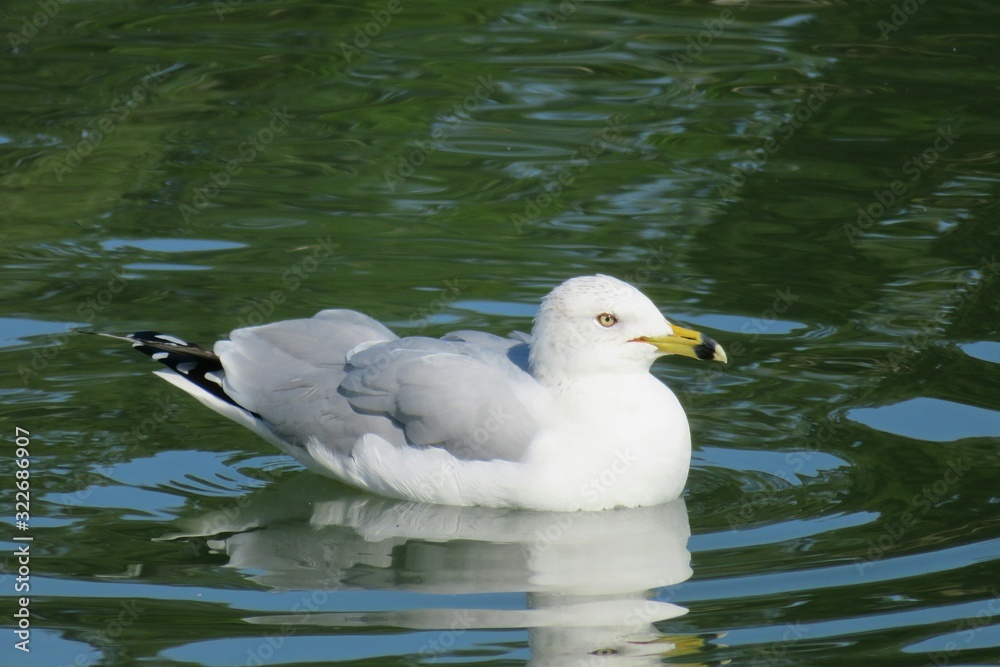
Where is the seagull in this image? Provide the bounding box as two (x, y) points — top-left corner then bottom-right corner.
(97, 275), (726, 511)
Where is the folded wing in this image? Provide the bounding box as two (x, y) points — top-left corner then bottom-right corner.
(340, 335), (540, 462)
(217, 309), (403, 453)
(218, 310), (540, 462)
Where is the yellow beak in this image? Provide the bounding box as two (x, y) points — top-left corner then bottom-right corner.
(633, 324), (728, 364)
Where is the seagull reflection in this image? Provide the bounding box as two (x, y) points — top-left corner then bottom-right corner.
(164, 474), (698, 665)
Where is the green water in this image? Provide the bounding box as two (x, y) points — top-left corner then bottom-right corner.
(3, 0), (1000, 664)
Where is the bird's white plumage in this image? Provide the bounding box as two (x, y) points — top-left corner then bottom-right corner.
(145, 275), (720, 511)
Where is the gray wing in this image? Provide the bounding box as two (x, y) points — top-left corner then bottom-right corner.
(339, 334), (540, 462)
(442, 330), (532, 373)
(218, 310), (540, 462)
(217, 309), (406, 451)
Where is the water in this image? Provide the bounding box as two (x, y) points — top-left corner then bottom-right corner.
(2, 0), (1000, 664)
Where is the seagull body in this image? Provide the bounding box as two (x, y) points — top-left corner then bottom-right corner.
(105, 275), (726, 511)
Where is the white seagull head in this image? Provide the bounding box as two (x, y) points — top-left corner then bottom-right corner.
(529, 275), (727, 383)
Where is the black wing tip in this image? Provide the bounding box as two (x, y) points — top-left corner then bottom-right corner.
(129, 330), (208, 349)
(122, 332), (222, 372)
(111, 331), (220, 364)
(86, 329), (208, 350)
(96, 329), (260, 418)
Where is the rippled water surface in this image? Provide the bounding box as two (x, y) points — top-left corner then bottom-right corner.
(3, 0), (1000, 665)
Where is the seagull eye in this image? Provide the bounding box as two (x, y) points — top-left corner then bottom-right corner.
(597, 313), (617, 327)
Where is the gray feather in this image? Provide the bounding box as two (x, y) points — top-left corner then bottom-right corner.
(216, 310), (539, 462)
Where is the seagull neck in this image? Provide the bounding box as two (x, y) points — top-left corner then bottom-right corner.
(528, 345), (652, 390)
(528, 357), (581, 389)
(530, 366), (651, 395)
